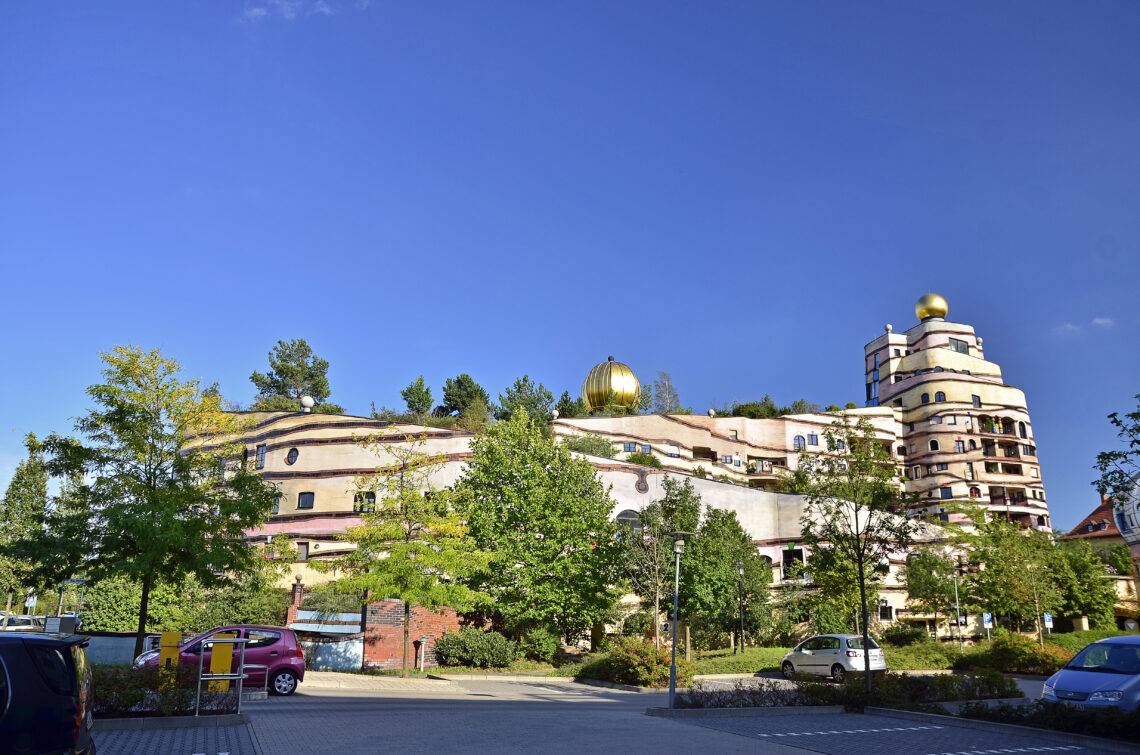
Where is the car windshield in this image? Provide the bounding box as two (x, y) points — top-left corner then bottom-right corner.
(1064, 643), (1140, 674)
(847, 637), (880, 649)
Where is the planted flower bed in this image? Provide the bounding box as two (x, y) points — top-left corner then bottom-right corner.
(93, 665), (239, 718)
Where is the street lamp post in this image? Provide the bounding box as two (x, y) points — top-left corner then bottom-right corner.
(733, 561), (745, 655)
(952, 555), (966, 651)
(668, 531), (694, 709)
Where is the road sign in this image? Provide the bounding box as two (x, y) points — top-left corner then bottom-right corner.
(1043, 612), (1053, 628)
(982, 612), (993, 629)
(661, 622), (671, 635)
(63, 578), (89, 585)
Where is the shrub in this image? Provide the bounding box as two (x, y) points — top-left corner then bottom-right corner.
(561, 638), (694, 688)
(954, 630), (1072, 675)
(882, 641), (964, 670)
(961, 699), (1140, 743)
(691, 647), (789, 675)
(881, 624), (929, 647)
(562, 434), (616, 459)
(92, 664), (236, 718)
(518, 626), (560, 663)
(1047, 629), (1137, 654)
(434, 628), (517, 669)
(625, 451), (662, 468)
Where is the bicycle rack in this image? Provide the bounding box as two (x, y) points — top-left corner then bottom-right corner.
(194, 637), (250, 717)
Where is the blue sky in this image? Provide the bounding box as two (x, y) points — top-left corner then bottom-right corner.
(2, 1), (1137, 530)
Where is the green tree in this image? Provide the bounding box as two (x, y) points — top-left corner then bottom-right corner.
(902, 548), (958, 636)
(22, 347), (281, 655)
(553, 391), (588, 419)
(966, 517), (1060, 646)
(441, 374), (490, 417)
(495, 376), (554, 423)
(0, 435), (48, 626)
(1094, 393), (1140, 527)
(454, 408), (624, 640)
(1051, 540), (1117, 628)
(625, 451), (662, 468)
(652, 372), (683, 415)
(250, 338), (344, 413)
(400, 376), (434, 417)
(799, 415), (919, 695)
(562, 434), (615, 459)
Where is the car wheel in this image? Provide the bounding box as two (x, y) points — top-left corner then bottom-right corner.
(781, 661), (795, 680)
(270, 669), (298, 696)
(830, 664), (846, 683)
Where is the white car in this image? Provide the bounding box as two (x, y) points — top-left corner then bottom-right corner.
(781, 634), (887, 682)
(0, 615), (44, 631)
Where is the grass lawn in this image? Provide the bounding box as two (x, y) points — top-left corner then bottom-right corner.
(691, 647), (791, 675)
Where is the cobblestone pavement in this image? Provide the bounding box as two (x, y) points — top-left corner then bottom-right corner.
(676, 711), (1091, 755)
(301, 670), (458, 690)
(94, 724), (258, 755)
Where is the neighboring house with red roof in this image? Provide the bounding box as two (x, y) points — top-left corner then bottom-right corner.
(1060, 495), (1128, 548)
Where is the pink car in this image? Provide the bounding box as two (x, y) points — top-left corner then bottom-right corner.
(133, 624), (306, 695)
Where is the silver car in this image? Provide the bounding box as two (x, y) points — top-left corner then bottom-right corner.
(1043, 636), (1140, 711)
(781, 634), (887, 682)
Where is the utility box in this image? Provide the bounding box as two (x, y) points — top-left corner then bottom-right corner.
(43, 616), (77, 634)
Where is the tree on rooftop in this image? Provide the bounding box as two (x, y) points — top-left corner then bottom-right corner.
(554, 390), (588, 419)
(400, 376), (433, 418)
(494, 376), (554, 424)
(250, 338), (344, 414)
(441, 374), (491, 418)
(17, 347), (281, 656)
(652, 372), (683, 415)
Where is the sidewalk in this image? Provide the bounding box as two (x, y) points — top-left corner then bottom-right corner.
(301, 670), (456, 690)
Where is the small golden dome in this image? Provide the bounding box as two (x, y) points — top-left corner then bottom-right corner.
(582, 356), (641, 412)
(916, 293), (949, 321)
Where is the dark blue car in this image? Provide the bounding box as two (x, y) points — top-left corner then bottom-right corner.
(1043, 635), (1140, 711)
(0, 632), (95, 754)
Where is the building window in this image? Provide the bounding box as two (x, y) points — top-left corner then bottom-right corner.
(962, 369), (971, 375)
(893, 349), (900, 356)
(616, 509), (642, 531)
(912, 465), (922, 478)
(907, 422), (915, 432)
(897, 446), (906, 456)
(936, 463), (948, 471)
(908, 444), (915, 454)
(271, 496), (281, 515)
(921, 393), (930, 404)
(623, 442), (637, 452)
(935, 391), (946, 402)
(934, 367), (944, 373)
(949, 338), (969, 354)
(729, 430), (738, 440)
(968, 439), (977, 450)
(1023, 444), (1036, 456)
(966, 463), (975, 480)
(298, 492), (314, 509)
(946, 415), (956, 425)
(929, 439), (940, 452)
(793, 435), (806, 450)
(955, 440), (965, 453)
(296, 542), (309, 561)
(930, 416), (942, 425)
(255, 444), (267, 469)
(286, 448), (299, 465)
(734, 456), (742, 467)
(940, 486), (953, 500)
(1030, 467), (1039, 478)
(807, 433), (819, 446)
(781, 548), (805, 581)
(720, 455), (733, 464)
(353, 492), (376, 513)
(641, 444), (651, 454)
(972, 395), (981, 408)
(969, 486), (981, 498)
(1018, 421), (1028, 439)
(667, 444), (680, 458)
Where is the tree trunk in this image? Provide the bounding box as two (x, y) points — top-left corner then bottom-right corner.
(402, 600), (411, 679)
(2, 591), (11, 629)
(654, 588), (661, 646)
(685, 624), (690, 662)
(134, 572), (153, 658)
(857, 556), (872, 699)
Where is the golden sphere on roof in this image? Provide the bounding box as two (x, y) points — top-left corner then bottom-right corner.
(916, 293), (949, 321)
(582, 356), (641, 412)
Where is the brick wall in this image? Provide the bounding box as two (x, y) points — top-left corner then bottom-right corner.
(361, 599), (461, 670)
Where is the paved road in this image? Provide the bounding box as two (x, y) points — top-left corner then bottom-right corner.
(94, 676), (1089, 755)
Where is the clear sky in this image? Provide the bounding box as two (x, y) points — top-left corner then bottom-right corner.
(2, 1), (1138, 531)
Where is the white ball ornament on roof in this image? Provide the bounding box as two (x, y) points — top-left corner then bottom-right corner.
(300, 395), (315, 413)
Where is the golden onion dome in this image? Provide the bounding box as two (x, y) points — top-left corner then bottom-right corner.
(582, 356), (641, 411)
(916, 293), (949, 321)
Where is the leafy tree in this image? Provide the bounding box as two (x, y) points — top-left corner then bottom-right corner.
(441, 374), (491, 417)
(804, 543), (886, 634)
(250, 338), (344, 413)
(553, 391), (588, 419)
(21, 347), (281, 655)
(495, 376), (554, 423)
(1050, 540), (1117, 629)
(638, 384), (655, 415)
(1095, 393), (1140, 524)
(845, 402), (858, 410)
(966, 517), (1060, 646)
(1098, 543), (1134, 577)
(902, 548), (958, 635)
(400, 376), (434, 417)
(799, 415), (919, 695)
(454, 408), (624, 640)
(562, 434), (615, 459)
(625, 451), (662, 468)
(321, 428), (490, 677)
(0, 436), (47, 625)
(652, 372), (683, 415)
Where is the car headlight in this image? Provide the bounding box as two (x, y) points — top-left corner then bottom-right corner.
(1088, 690), (1123, 702)
(132, 650), (159, 667)
(1042, 682), (1054, 695)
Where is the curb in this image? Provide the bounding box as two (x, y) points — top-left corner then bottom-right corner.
(427, 674), (570, 683)
(867, 707), (1139, 754)
(94, 713), (251, 731)
(647, 705), (847, 719)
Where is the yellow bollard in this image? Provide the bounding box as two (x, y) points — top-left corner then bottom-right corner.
(208, 632), (237, 692)
(159, 632), (181, 690)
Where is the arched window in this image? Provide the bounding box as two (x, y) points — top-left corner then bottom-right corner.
(1018, 421), (1027, 439)
(935, 391), (946, 402)
(616, 509), (642, 531)
(934, 366), (944, 372)
(929, 439), (940, 452)
(968, 439), (977, 450)
(793, 435), (806, 450)
(921, 393), (930, 404)
(969, 486), (981, 498)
